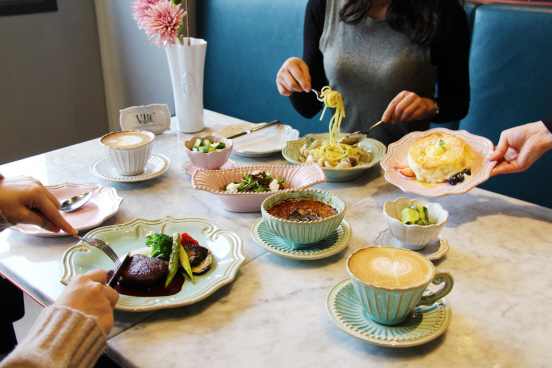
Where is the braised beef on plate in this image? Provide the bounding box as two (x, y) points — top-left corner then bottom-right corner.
(109, 254), (168, 290)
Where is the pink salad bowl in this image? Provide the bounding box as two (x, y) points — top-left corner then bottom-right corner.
(184, 135), (233, 170)
(191, 164), (327, 212)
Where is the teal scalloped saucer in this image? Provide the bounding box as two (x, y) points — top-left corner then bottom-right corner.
(251, 217), (351, 260)
(326, 279), (452, 347)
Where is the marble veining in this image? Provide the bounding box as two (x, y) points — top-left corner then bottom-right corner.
(1, 110), (551, 365)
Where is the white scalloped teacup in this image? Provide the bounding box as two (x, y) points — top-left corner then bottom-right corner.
(383, 197), (448, 250)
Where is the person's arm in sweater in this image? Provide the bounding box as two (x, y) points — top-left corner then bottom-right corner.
(0, 269), (119, 368)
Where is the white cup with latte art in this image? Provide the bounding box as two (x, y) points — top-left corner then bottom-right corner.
(100, 130), (155, 176)
(346, 246), (453, 325)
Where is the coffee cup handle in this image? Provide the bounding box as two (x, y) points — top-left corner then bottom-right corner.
(418, 271), (454, 307)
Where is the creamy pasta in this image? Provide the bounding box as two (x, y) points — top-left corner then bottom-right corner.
(299, 87), (370, 169)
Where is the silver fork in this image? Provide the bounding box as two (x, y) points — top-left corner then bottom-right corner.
(311, 89), (324, 102)
(74, 235), (121, 266)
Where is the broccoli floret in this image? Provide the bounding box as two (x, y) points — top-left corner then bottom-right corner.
(145, 233), (173, 260)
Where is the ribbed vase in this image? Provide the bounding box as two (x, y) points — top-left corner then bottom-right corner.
(165, 38), (207, 133)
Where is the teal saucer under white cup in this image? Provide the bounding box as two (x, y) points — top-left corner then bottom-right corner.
(346, 246), (454, 325)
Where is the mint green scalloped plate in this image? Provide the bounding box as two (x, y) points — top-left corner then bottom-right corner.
(61, 217), (245, 312)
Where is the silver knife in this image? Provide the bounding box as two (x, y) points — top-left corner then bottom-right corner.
(226, 120), (280, 139)
(108, 252), (132, 288)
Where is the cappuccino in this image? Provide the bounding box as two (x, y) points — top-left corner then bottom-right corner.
(101, 131), (153, 149)
(346, 246), (453, 325)
(100, 130), (155, 176)
(348, 247), (433, 289)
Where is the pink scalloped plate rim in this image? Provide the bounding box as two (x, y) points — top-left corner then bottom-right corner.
(380, 128), (496, 197)
(191, 164), (327, 212)
(11, 183), (123, 237)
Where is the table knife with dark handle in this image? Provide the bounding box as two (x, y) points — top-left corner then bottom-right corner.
(226, 120), (280, 139)
(108, 252), (132, 288)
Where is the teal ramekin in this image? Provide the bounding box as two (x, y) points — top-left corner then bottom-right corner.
(261, 189), (346, 248)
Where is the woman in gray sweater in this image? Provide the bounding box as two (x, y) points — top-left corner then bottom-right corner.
(276, 0), (470, 145)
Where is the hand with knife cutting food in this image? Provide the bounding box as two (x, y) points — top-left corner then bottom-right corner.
(54, 269), (120, 335)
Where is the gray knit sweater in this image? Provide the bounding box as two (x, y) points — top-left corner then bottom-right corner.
(320, 0), (437, 144)
(0, 306), (106, 368)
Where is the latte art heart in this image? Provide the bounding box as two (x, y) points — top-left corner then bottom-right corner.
(102, 131), (153, 149)
(117, 136), (144, 146)
(348, 247), (433, 288)
(372, 256), (413, 282)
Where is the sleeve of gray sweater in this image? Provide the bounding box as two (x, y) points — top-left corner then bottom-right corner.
(0, 306), (107, 368)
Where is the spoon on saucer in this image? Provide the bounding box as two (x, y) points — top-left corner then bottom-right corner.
(60, 192), (92, 212)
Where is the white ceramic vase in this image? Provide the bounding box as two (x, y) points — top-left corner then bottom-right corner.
(165, 37), (207, 133)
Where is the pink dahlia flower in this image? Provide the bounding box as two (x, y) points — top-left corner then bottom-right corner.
(143, 1), (186, 48)
(132, 0), (162, 29)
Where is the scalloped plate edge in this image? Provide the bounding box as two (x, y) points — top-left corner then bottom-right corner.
(60, 217), (245, 311)
(282, 133), (387, 171)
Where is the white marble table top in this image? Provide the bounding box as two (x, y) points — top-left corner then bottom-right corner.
(1, 110), (552, 367)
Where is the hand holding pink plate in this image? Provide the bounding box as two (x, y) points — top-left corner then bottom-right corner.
(11, 183), (123, 237)
(380, 128), (496, 197)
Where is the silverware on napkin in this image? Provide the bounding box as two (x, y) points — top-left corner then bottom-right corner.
(226, 120), (280, 139)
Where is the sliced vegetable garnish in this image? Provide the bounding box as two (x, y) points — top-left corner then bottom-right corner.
(181, 232), (199, 246)
(179, 243), (194, 284)
(165, 233), (181, 287)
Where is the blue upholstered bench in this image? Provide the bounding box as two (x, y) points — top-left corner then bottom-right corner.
(458, 2), (552, 208)
(197, 1), (552, 208)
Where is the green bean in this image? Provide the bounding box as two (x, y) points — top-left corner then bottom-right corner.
(165, 233), (181, 288)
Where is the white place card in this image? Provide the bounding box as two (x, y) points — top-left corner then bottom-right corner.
(119, 104), (171, 134)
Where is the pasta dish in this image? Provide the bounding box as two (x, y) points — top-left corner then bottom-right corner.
(299, 87), (370, 169)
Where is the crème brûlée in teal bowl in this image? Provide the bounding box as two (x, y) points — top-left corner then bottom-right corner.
(261, 189), (346, 248)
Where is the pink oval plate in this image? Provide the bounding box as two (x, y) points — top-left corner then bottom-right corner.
(11, 183), (124, 237)
(380, 128), (496, 197)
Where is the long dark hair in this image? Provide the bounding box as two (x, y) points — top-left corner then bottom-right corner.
(339, 0), (464, 46)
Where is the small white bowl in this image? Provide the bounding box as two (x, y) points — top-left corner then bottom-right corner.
(184, 135), (233, 170)
(383, 197), (449, 250)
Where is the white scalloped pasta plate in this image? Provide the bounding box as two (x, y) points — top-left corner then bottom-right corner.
(11, 183), (123, 237)
(214, 122), (299, 157)
(60, 217), (245, 312)
(380, 128), (496, 197)
(282, 133), (387, 182)
(191, 164), (327, 212)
